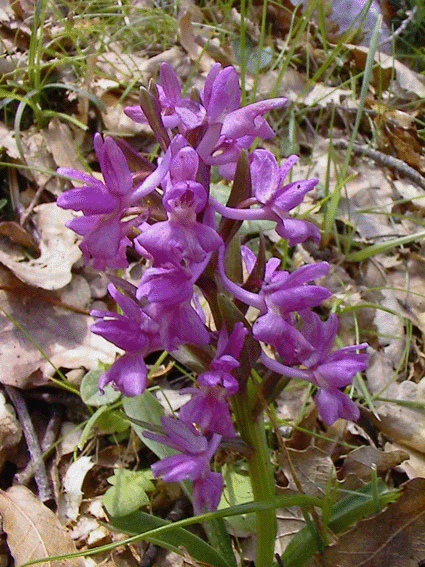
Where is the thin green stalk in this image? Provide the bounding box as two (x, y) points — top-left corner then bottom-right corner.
(232, 392), (276, 567)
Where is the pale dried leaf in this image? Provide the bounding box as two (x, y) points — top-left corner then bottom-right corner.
(20, 127), (62, 194)
(63, 457), (94, 521)
(0, 391), (21, 469)
(45, 118), (86, 175)
(385, 442), (425, 480)
(352, 46), (425, 98)
(303, 84), (353, 107)
(178, 9), (214, 71)
(366, 361), (425, 452)
(0, 485), (85, 567)
(0, 122), (20, 159)
(0, 266), (117, 388)
(0, 203), (81, 290)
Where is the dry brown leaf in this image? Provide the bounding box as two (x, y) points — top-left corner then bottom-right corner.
(0, 203), (81, 290)
(308, 478), (425, 567)
(279, 446), (335, 497)
(0, 122), (20, 159)
(44, 118), (86, 175)
(339, 446), (409, 482)
(0, 220), (40, 252)
(0, 485), (85, 567)
(353, 47), (425, 99)
(20, 127), (62, 194)
(366, 354), (425, 452)
(0, 391), (21, 470)
(0, 266), (117, 388)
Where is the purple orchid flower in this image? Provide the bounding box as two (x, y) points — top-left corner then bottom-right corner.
(249, 149), (321, 245)
(57, 134), (171, 269)
(209, 150), (321, 244)
(218, 245), (331, 316)
(143, 416), (223, 514)
(135, 142), (222, 270)
(90, 284), (161, 396)
(179, 323), (247, 436)
(298, 310), (369, 424)
(125, 62), (206, 132)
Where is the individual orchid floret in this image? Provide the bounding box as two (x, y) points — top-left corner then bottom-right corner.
(57, 134), (171, 269)
(143, 416), (223, 514)
(125, 62), (206, 132)
(144, 299), (211, 353)
(196, 96), (287, 173)
(90, 284), (161, 396)
(209, 150), (321, 245)
(136, 143), (222, 269)
(252, 260), (332, 364)
(218, 245), (331, 317)
(299, 310), (369, 424)
(179, 323), (247, 436)
(200, 63), (241, 124)
(136, 263), (194, 306)
(249, 149), (321, 245)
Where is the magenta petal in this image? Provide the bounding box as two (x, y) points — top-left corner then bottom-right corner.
(151, 453), (206, 482)
(273, 178), (318, 211)
(99, 353), (148, 397)
(193, 471), (223, 514)
(57, 186), (117, 214)
(91, 318), (147, 352)
(315, 389), (360, 425)
(124, 105), (148, 124)
(159, 62), (182, 105)
(98, 137), (133, 196)
(175, 100), (206, 129)
(275, 217), (321, 245)
(250, 149), (280, 204)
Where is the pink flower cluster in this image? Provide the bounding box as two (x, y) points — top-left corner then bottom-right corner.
(57, 63), (368, 514)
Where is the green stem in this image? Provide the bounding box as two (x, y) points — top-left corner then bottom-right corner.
(232, 393), (276, 567)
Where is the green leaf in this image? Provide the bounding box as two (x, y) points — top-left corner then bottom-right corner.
(122, 390), (172, 459)
(282, 480), (400, 567)
(219, 469), (256, 533)
(108, 510), (232, 567)
(346, 230), (425, 262)
(95, 409), (129, 433)
(80, 370), (121, 407)
(103, 469), (154, 517)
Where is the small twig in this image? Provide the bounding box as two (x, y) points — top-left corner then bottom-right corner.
(379, 6), (418, 48)
(20, 177), (54, 228)
(5, 385), (54, 504)
(333, 138), (425, 191)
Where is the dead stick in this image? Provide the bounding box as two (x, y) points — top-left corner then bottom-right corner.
(5, 385), (54, 504)
(333, 139), (425, 191)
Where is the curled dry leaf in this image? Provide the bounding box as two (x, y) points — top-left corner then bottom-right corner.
(0, 391), (22, 470)
(0, 203), (81, 290)
(62, 456), (95, 521)
(339, 445), (409, 483)
(45, 118), (87, 176)
(307, 478), (425, 567)
(0, 485), (85, 567)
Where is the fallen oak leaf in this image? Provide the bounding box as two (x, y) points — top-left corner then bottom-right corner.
(0, 485), (85, 567)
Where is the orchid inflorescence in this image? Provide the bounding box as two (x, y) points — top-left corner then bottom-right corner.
(57, 62), (368, 516)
